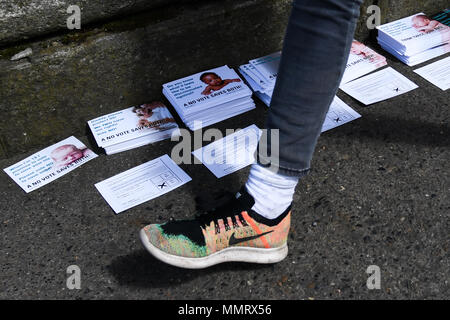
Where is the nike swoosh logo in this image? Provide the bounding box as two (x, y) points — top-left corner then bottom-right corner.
(229, 230), (274, 246)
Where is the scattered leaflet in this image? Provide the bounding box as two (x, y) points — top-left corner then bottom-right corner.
(4, 136), (97, 193)
(342, 40), (388, 84)
(414, 56), (450, 90)
(88, 102), (180, 155)
(95, 155), (191, 214)
(192, 125), (262, 178)
(321, 97), (362, 132)
(340, 67), (419, 105)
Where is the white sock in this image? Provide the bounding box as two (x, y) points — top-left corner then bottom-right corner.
(245, 163), (299, 220)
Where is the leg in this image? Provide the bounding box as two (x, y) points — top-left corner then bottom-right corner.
(141, 0), (363, 268)
(260, 0), (364, 176)
(247, 0), (363, 220)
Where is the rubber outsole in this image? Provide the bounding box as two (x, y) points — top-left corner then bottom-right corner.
(139, 229), (288, 269)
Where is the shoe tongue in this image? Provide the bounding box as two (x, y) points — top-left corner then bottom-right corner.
(235, 187), (255, 210)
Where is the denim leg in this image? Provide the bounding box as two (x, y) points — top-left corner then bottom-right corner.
(257, 0), (363, 177)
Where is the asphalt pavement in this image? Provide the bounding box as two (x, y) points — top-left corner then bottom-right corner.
(0, 52), (448, 300)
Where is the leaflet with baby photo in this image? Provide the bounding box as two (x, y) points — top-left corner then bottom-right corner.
(163, 65), (252, 115)
(88, 102), (178, 148)
(162, 65), (255, 130)
(95, 155), (191, 214)
(4, 136), (97, 193)
(88, 102), (180, 154)
(414, 56), (450, 90)
(192, 125), (262, 178)
(340, 67), (419, 105)
(341, 40), (387, 84)
(377, 12), (450, 56)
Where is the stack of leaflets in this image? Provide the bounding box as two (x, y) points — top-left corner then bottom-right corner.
(239, 52), (280, 106)
(88, 102), (180, 155)
(377, 12), (450, 66)
(239, 51), (364, 132)
(162, 66), (255, 130)
(239, 40), (387, 101)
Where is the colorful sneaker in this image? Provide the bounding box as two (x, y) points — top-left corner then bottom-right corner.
(140, 188), (291, 269)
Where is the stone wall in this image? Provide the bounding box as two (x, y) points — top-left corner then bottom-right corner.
(379, 0), (449, 24)
(0, 0), (196, 45)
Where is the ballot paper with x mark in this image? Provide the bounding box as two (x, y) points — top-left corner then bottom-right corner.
(340, 67), (419, 105)
(95, 155), (191, 214)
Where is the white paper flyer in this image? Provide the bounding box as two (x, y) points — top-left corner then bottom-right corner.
(322, 97), (362, 132)
(88, 102), (179, 149)
(95, 155), (191, 214)
(4, 136), (98, 193)
(192, 125), (262, 178)
(414, 56), (450, 90)
(340, 67), (419, 105)
(341, 40), (387, 84)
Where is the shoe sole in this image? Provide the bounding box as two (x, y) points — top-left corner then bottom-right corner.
(140, 229), (288, 269)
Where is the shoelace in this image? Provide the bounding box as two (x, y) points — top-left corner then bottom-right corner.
(195, 196), (249, 235)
